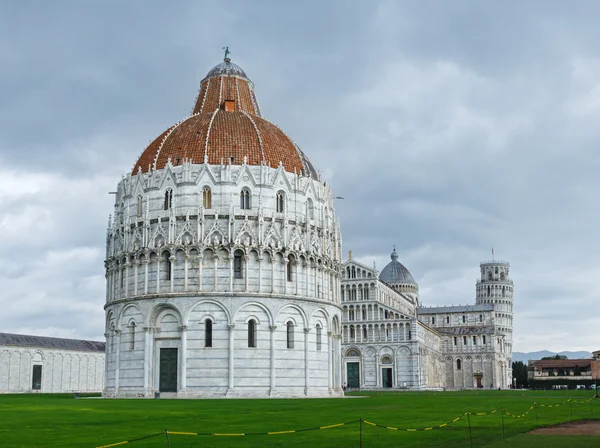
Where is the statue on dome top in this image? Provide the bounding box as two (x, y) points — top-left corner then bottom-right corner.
(223, 46), (231, 62)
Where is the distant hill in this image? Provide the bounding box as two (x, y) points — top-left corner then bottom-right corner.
(512, 350), (592, 363)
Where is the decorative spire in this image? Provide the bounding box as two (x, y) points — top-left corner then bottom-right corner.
(223, 46), (231, 62)
(391, 245), (398, 261)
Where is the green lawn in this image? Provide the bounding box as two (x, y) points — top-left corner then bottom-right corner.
(0, 390), (597, 448)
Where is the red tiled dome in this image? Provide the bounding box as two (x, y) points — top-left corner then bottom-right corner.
(132, 57), (317, 177)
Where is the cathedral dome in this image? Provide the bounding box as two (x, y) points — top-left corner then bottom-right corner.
(132, 54), (317, 178)
(379, 248), (416, 286)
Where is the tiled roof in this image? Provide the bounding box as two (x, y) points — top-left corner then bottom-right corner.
(133, 111), (317, 177)
(0, 332), (105, 352)
(530, 359), (592, 370)
(132, 57), (318, 177)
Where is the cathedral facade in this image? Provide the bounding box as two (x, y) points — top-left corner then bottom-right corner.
(341, 250), (514, 390)
(104, 54), (344, 398)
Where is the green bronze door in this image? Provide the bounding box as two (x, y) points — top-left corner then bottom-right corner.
(347, 362), (360, 389)
(159, 348), (178, 392)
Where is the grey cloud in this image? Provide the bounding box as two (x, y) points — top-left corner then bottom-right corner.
(0, 0), (599, 351)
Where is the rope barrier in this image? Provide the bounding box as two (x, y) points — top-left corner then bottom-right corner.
(95, 395), (596, 447)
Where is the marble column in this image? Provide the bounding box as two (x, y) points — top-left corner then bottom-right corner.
(304, 327), (310, 395)
(143, 327), (152, 394)
(114, 329), (121, 394)
(198, 255), (203, 291)
(184, 255), (189, 291)
(269, 325), (277, 395)
(133, 260), (139, 296)
(228, 324), (235, 390)
(169, 255), (176, 292)
(179, 325), (188, 392)
(327, 331), (333, 393)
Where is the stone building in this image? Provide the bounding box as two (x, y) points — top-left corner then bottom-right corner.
(341, 250), (514, 390)
(104, 52), (344, 398)
(0, 333), (105, 394)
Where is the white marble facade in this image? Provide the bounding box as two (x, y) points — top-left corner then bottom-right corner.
(104, 161), (344, 398)
(0, 334), (105, 394)
(341, 253), (514, 390)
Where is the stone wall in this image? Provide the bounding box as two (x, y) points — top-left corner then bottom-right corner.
(0, 346), (104, 393)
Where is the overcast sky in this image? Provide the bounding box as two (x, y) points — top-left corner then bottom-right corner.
(1, 1), (599, 353)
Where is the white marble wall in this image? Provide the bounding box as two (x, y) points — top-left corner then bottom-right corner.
(0, 346), (104, 393)
(104, 296), (342, 398)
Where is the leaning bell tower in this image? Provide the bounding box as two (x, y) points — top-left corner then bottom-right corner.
(475, 259), (514, 388)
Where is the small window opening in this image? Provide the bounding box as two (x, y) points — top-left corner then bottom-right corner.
(205, 319), (213, 347)
(248, 319), (256, 348)
(286, 321), (295, 349)
(233, 251), (243, 279)
(164, 189), (173, 210)
(203, 187), (212, 209)
(457, 359), (462, 370)
(316, 325), (322, 351)
(276, 191), (285, 213)
(240, 189), (251, 210)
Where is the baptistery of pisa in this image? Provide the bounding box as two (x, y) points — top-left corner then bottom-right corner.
(104, 53), (343, 398)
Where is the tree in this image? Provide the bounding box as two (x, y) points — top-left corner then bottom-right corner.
(512, 361), (528, 388)
(541, 355), (567, 360)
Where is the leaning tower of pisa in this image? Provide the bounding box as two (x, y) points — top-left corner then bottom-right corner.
(475, 260), (514, 388)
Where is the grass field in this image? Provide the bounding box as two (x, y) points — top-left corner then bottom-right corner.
(0, 390), (598, 448)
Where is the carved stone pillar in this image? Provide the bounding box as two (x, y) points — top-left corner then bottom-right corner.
(169, 255), (176, 292)
(257, 255), (263, 293)
(133, 260), (139, 296)
(229, 254), (234, 292)
(144, 258), (149, 295)
(184, 255), (189, 292)
(124, 262), (130, 297)
(198, 255), (203, 292)
(283, 258), (289, 295)
(244, 255), (249, 292)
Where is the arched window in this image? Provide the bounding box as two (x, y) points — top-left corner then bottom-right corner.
(432, 316), (436, 325)
(205, 319), (213, 347)
(502, 286), (505, 297)
(137, 195), (143, 217)
(316, 324), (322, 351)
(129, 322), (136, 350)
(483, 335), (486, 345)
(233, 250), (243, 279)
(446, 316), (450, 324)
(286, 321), (294, 349)
(240, 188), (251, 210)
(307, 198), (314, 219)
(487, 285), (491, 296)
(351, 266), (356, 278)
(463, 336), (467, 345)
(164, 189), (173, 210)
(287, 255), (295, 282)
(349, 309), (355, 321)
(350, 326), (355, 339)
(479, 314), (483, 322)
(202, 187), (212, 209)
(163, 252), (172, 281)
(456, 359), (462, 370)
(462, 315), (466, 323)
(248, 319), (256, 348)
(276, 191), (285, 213)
